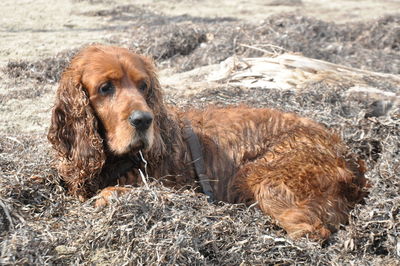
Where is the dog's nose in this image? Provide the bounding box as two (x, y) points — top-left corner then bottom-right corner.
(129, 111), (153, 131)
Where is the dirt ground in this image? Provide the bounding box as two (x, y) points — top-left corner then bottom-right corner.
(1, 0), (399, 264)
(1, 0), (400, 65)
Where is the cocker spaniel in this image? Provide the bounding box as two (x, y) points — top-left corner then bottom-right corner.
(48, 45), (367, 239)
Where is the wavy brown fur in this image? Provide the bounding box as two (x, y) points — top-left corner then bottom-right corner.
(48, 45), (367, 239)
(48, 63), (105, 199)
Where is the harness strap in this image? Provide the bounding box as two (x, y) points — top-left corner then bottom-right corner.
(182, 120), (215, 203)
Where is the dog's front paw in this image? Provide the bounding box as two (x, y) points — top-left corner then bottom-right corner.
(95, 186), (132, 207)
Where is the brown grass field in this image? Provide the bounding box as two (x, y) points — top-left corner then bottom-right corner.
(1, 0), (399, 264)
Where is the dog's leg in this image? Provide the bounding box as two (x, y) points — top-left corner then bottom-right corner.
(253, 178), (333, 240)
(230, 155), (355, 240)
(95, 171), (139, 207)
(95, 186), (132, 207)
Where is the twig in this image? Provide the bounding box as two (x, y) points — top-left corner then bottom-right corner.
(138, 151), (159, 200)
(138, 151), (149, 188)
(0, 199), (14, 229)
(239, 43), (286, 56)
(239, 43), (276, 55)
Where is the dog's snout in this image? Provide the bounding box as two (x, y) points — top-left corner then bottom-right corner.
(129, 111), (153, 131)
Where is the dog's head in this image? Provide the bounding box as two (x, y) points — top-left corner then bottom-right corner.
(75, 45), (159, 154)
(48, 45), (165, 198)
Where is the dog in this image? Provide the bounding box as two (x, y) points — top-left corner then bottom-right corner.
(48, 45), (367, 239)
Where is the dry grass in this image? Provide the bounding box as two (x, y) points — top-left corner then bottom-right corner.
(4, 11), (400, 82)
(1, 7), (399, 265)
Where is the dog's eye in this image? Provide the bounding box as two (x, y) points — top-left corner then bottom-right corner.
(138, 81), (148, 92)
(98, 81), (115, 95)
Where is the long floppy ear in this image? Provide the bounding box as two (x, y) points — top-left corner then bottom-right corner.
(140, 55), (164, 116)
(48, 65), (106, 200)
(139, 55), (174, 159)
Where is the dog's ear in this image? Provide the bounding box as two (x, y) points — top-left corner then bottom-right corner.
(139, 55), (163, 113)
(48, 62), (105, 200)
(138, 55), (173, 157)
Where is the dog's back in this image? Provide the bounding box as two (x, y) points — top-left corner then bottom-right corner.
(184, 106), (367, 239)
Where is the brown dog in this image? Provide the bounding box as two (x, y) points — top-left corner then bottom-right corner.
(48, 45), (367, 239)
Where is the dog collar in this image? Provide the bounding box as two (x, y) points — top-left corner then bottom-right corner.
(182, 119), (215, 203)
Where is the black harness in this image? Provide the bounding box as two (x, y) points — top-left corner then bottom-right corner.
(182, 120), (215, 203)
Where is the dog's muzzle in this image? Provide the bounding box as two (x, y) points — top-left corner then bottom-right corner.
(129, 111), (153, 131)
